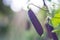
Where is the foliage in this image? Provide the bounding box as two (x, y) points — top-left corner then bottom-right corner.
(50, 8), (60, 28)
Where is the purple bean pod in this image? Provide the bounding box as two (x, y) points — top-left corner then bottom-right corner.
(45, 23), (58, 40)
(28, 9), (43, 36)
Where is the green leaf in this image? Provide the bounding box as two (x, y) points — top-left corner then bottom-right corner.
(51, 8), (60, 28)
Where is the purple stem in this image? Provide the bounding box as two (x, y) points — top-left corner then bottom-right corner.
(28, 9), (43, 36)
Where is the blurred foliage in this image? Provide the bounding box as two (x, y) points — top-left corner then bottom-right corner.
(0, 0), (13, 15)
(51, 8), (60, 27)
(0, 0), (14, 21)
(0, 0), (13, 36)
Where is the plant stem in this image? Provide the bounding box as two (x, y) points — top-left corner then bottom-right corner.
(28, 3), (47, 11)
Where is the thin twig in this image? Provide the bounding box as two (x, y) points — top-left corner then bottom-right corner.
(28, 3), (47, 11)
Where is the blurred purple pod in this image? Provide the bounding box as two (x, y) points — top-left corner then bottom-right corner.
(28, 9), (43, 36)
(45, 23), (58, 40)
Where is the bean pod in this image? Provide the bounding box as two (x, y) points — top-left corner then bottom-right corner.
(45, 23), (58, 40)
(28, 9), (43, 36)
